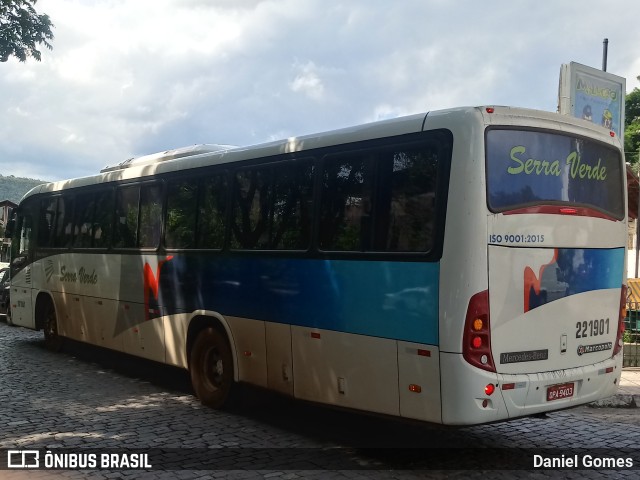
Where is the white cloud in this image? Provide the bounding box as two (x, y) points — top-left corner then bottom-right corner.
(290, 61), (325, 100)
(61, 131), (85, 145)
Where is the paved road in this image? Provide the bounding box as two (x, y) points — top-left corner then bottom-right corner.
(0, 321), (638, 479)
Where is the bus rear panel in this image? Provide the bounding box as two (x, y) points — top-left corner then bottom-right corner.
(440, 109), (625, 425)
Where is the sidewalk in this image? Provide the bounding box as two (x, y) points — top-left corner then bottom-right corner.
(591, 368), (640, 407)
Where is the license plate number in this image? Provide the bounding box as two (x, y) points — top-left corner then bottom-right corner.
(546, 382), (575, 401)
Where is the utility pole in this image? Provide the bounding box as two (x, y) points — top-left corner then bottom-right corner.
(602, 38), (608, 72)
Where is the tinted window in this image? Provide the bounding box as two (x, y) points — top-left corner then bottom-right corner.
(138, 184), (162, 248)
(113, 186), (139, 248)
(270, 162), (314, 249)
(93, 189), (113, 248)
(486, 129), (624, 219)
(11, 200), (35, 272)
(231, 167), (271, 249)
(319, 154), (373, 251)
(73, 192), (96, 248)
(319, 138), (444, 252)
(198, 174), (227, 249)
(56, 196), (75, 248)
(73, 190), (113, 249)
(378, 148), (438, 251)
(38, 198), (58, 247)
(166, 180), (198, 249)
(37, 196), (74, 248)
(231, 160), (313, 250)
(165, 174), (228, 250)
(33, 189), (112, 251)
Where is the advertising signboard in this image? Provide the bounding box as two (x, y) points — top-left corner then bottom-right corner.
(558, 62), (626, 137)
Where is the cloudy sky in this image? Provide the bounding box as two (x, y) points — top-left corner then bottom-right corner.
(2, 0), (640, 182)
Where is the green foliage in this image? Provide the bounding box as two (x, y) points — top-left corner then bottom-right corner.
(626, 88), (640, 165)
(0, 174), (46, 203)
(0, 0), (54, 62)
(627, 88), (640, 125)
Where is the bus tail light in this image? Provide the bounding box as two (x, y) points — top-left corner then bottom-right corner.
(613, 285), (627, 357)
(559, 207), (578, 215)
(463, 290), (495, 372)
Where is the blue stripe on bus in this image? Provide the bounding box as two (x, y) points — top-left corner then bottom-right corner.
(156, 256), (440, 345)
(526, 247), (624, 312)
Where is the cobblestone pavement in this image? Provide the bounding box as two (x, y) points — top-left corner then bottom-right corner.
(0, 321), (638, 480)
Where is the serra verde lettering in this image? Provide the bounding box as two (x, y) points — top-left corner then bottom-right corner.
(60, 265), (98, 285)
(506, 146), (607, 181)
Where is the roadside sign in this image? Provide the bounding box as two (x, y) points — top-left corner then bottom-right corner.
(558, 62), (626, 137)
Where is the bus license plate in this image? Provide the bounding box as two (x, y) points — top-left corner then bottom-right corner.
(546, 383), (574, 402)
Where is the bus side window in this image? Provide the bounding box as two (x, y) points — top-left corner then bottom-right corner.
(319, 137), (444, 253)
(230, 161), (313, 251)
(11, 203), (35, 271)
(93, 189), (113, 249)
(375, 147), (438, 252)
(319, 154), (374, 251)
(197, 173), (227, 249)
(231, 167), (272, 249)
(73, 192), (96, 248)
(38, 198), (58, 248)
(113, 186), (139, 248)
(138, 184), (162, 248)
(166, 179), (198, 249)
(55, 195), (75, 248)
(270, 161), (314, 250)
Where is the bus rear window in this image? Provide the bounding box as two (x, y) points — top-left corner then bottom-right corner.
(486, 129), (624, 219)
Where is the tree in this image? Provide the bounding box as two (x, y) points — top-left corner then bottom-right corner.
(0, 0), (53, 62)
(626, 87), (640, 165)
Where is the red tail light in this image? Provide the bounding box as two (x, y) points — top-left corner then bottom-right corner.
(559, 207), (578, 215)
(613, 285), (627, 357)
(463, 290), (495, 372)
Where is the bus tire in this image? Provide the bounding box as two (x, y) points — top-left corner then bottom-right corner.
(42, 298), (63, 352)
(190, 327), (235, 409)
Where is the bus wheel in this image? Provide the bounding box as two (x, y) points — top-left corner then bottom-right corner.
(190, 327), (235, 409)
(42, 300), (63, 352)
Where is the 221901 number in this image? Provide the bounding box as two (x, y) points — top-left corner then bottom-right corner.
(575, 318), (609, 339)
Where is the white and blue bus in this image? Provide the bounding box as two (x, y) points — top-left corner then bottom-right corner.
(8, 106), (627, 425)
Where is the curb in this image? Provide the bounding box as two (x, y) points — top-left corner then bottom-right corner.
(588, 394), (638, 408)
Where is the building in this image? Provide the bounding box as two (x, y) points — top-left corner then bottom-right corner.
(0, 200), (17, 263)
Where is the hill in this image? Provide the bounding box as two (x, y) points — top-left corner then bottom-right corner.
(0, 174), (48, 204)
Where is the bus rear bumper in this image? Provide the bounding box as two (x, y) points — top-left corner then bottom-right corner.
(440, 352), (622, 425)
(498, 356), (622, 418)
